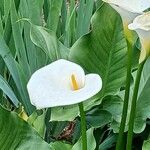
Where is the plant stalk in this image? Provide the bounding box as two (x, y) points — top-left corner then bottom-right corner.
(78, 102), (87, 150)
(116, 41), (132, 150)
(126, 60), (146, 150)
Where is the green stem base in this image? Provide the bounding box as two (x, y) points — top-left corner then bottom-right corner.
(126, 60), (146, 150)
(78, 102), (87, 150)
(116, 41), (132, 150)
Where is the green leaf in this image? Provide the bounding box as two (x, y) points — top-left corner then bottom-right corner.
(99, 134), (117, 150)
(0, 75), (19, 107)
(0, 105), (50, 149)
(28, 110), (46, 137)
(50, 141), (72, 150)
(102, 96), (123, 123)
(4, 0), (11, 24)
(47, 0), (63, 33)
(0, 13), (3, 34)
(134, 57), (150, 133)
(51, 96), (99, 121)
(86, 109), (112, 128)
(142, 138), (150, 150)
(30, 23), (69, 61)
(10, 0), (31, 76)
(0, 34), (34, 114)
(72, 128), (96, 150)
(69, 4), (127, 101)
(19, 0), (47, 73)
(63, 0), (76, 47)
(25, 0), (44, 25)
(112, 58), (150, 133)
(76, 0), (94, 39)
(0, 0), (4, 15)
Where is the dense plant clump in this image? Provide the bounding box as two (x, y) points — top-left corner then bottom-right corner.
(0, 0), (150, 150)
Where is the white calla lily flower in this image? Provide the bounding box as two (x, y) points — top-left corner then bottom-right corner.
(102, 0), (150, 42)
(102, 0), (150, 24)
(128, 12), (150, 63)
(27, 59), (102, 109)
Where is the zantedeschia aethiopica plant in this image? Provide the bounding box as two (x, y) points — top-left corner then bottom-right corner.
(27, 59), (102, 150)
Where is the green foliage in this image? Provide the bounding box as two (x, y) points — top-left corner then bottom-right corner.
(0, 106), (50, 149)
(50, 141), (72, 150)
(30, 22), (69, 61)
(70, 4), (127, 100)
(0, 0), (149, 149)
(0, 75), (19, 107)
(134, 58), (150, 133)
(143, 137), (150, 150)
(72, 128), (96, 150)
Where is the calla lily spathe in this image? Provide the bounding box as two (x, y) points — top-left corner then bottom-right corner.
(128, 12), (150, 63)
(102, 0), (150, 42)
(102, 0), (150, 24)
(27, 59), (102, 109)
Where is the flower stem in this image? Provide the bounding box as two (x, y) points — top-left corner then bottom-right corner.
(116, 41), (132, 150)
(78, 102), (87, 150)
(126, 60), (146, 150)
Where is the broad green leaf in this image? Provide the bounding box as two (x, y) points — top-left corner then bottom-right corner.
(134, 57), (150, 133)
(28, 110), (46, 137)
(112, 58), (150, 133)
(50, 141), (72, 150)
(102, 96), (123, 123)
(0, 75), (19, 107)
(142, 138), (150, 150)
(72, 128), (96, 150)
(86, 109), (112, 128)
(0, 105), (50, 149)
(51, 91), (123, 123)
(50, 96), (100, 121)
(70, 4), (127, 101)
(30, 23), (69, 61)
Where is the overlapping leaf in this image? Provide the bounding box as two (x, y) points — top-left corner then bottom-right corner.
(0, 75), (19, 107)
(0, 106), (50, 149)
(69, 4), (127, 100)
(51, 4), (127, 121)
(134, 57), (150, 133)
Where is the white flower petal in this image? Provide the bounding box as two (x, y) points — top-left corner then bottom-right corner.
(103, 0), (150, 24)
(103, 0), (150, 13)
(128, 12), (150, 62)
(128, 12), (150, 31)
(27, 59), (102, 109)
(110, 5), (138, 24)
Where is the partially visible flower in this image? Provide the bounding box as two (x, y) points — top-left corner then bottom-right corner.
(128, 12), (150, 63)
(27, 59), (102, 109)
(102, 0), (150, 42)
